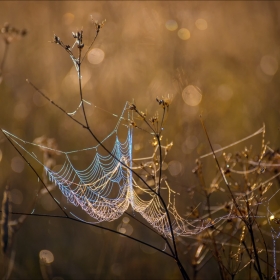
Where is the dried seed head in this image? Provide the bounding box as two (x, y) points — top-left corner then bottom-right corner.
(53, 34), (61, 44)
(156, 95), (173, 109)
(92, 17), (106, 31)
(130, 121), (137, 128)
(128, 103), (136, 111)
(1, 22), (27, 44)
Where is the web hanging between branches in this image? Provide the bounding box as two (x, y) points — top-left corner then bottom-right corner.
(3, 102), (208, 237)
(2, 105), (275, 241)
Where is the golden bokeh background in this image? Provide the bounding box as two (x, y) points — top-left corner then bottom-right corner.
(0, 1), (280, 279)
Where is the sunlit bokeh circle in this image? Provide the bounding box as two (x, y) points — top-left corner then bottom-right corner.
(62, 13), (75, 25)
(87, 48), (105, 64)
(117, 223), (133, 236)
(217, 84), (233, 101)
(168, 160), (182, 176)
(260, 55), (278, 76)
(178, 28), (190, 40)
(11, 156), (25, 173)
(14, 103), (29, 120)
(165, 20), (178, 31)
(122, 217), (130, 223)
(39, 250), (54, 264)
(195, 19), (208, 30)
(10, 188), (23, 205)
(40, 195), (58, 211)
(182, 85), (202, 106)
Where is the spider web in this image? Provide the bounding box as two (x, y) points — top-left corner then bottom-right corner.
(3, 105), (277, 246)
(3, 102), (211, 238)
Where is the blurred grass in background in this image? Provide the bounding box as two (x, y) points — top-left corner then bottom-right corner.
(0, 1), (280, 279)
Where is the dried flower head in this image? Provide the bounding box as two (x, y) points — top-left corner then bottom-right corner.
(91, 16), (106, 32)
(1, 22), (27, 44)
(156, 95), (173, 109)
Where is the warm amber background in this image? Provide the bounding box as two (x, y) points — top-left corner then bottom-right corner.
(1, 1), (280, 279)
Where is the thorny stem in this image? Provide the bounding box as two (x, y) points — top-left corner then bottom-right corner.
(200, 116), (264, 280)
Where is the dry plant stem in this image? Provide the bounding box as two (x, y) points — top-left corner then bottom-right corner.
(81, 28), (99, 64)
(76, 71), (190, 279)
(23, 28), (190, 279)
(5, 211), (173, 258)
(133, 109), (187, 279)
(156, 134), (163, 195)
(27, 79), (179, 257)
(200, 116), (264, 280)
(25, 80), (190, 277)
(2, 132), (179, 262)
(0, 42), (9, 74)
(244, 198), (264, 280)
(1, 129), (178, 260)
(58, 36), (187, 277)
(255, 221), (269, 278)
(205, 193), (227, 280)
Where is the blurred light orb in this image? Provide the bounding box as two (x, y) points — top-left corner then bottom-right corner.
(162, 161), (168, 170)
(185, 135), (199, 150)
(217, 84), (233, 101)
(182, 85), (202, 106)
(11, 156), (25, 173)
(182, 135), (198, 154)
(168, 160), (182, 176)
(178, 28), (190, 40)
(111, 263), (122, 276)
(39, 250), (54, 264)
(195, 19), (208, 30)
(14, 103), (29, 120)
(165, 20), (178, 31)
(134, 143), (143, 151)
(40, 195), (58, 211)
(122, 217), (130, 224)
(33, 92), (47, 107)
(87, 48), (105, 64)
(117, 223), (133, 236)
(270, 215), (275, 221)
(11, 189), (23, 205)
(62, 13), (75, 25)
(260, 55), (278, 76)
